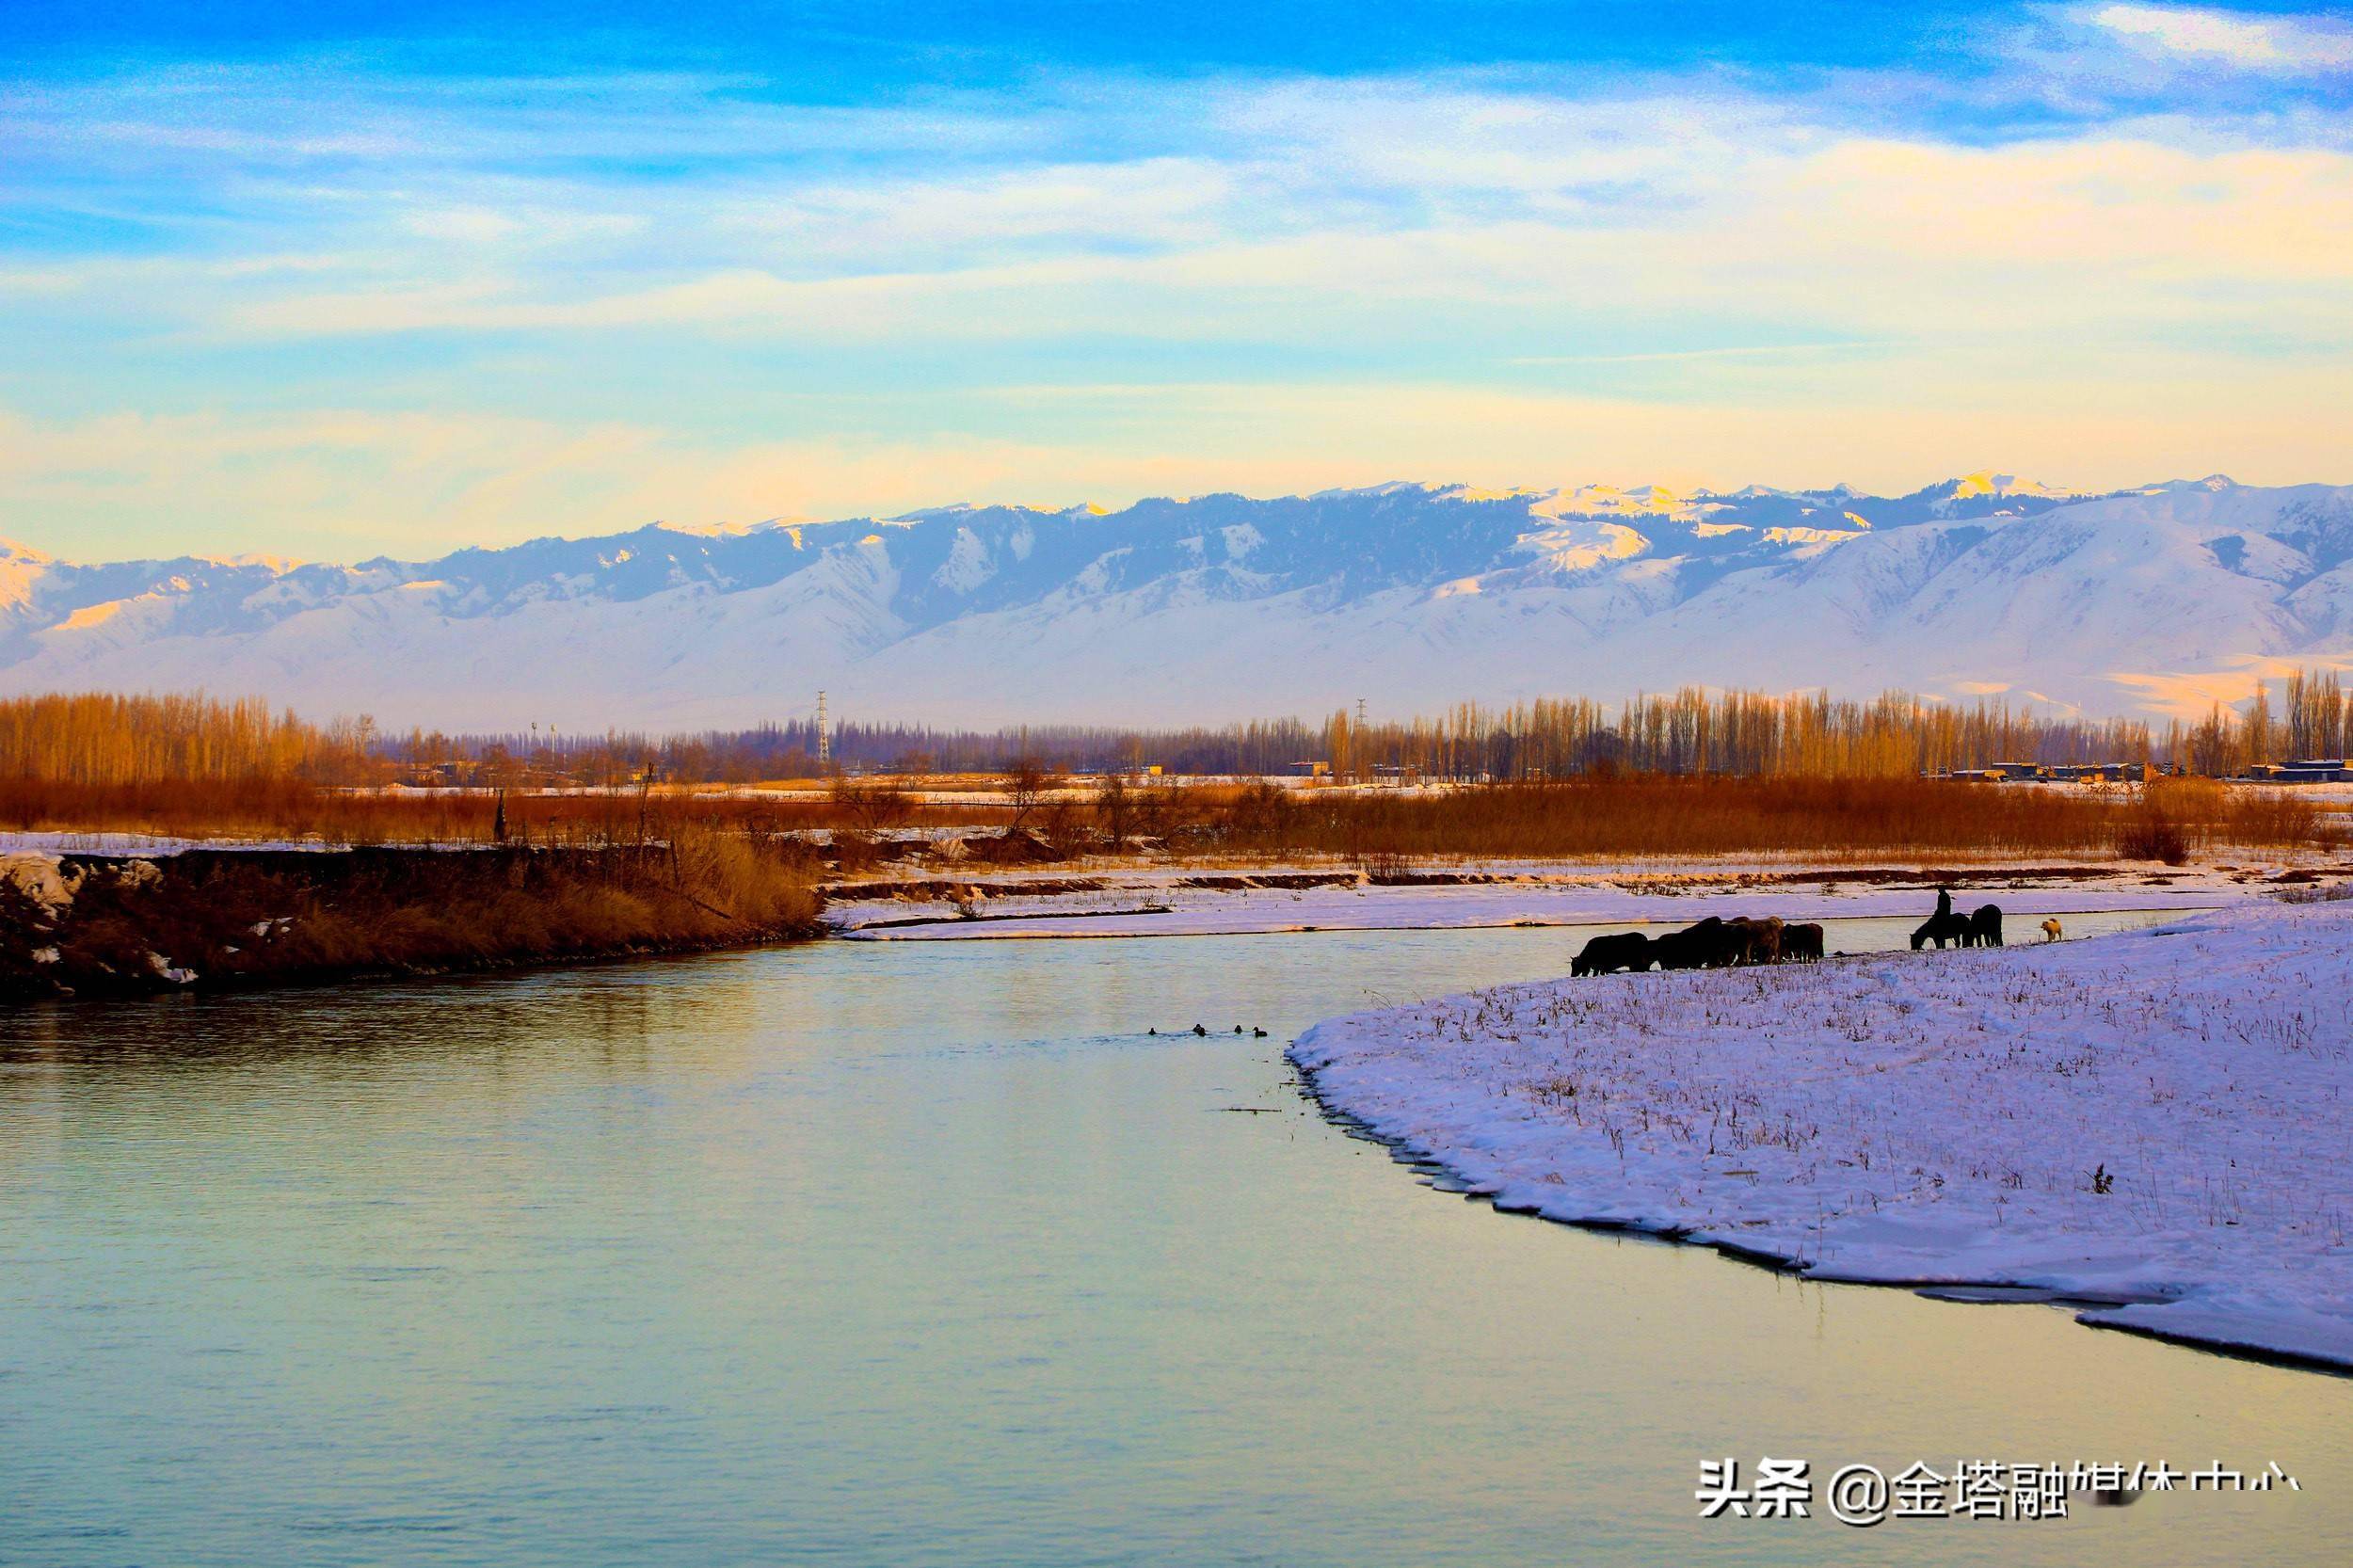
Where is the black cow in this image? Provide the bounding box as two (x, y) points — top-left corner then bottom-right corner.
(1728, 915), (1784, 965)
(1573, 931), (1655, 976)
(1655, 916), (1747, 969)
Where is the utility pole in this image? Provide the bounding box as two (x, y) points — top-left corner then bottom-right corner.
(816, 690), (830, 770)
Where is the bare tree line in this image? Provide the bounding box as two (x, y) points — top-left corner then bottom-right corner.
(6, 674), (2348, 792)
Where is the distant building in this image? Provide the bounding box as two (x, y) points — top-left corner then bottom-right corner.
(2249, 759), (2353, 783)
(401, 759), (482, 787)
(2047, 761), (2155, 783)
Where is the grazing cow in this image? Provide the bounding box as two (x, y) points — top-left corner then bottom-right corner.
(1911, 909), (1972, 950)
(2041, 918), (2064, 943)
(1728, 915), (1785, 965)
(1654, 916), (1736, 970)
(1573, 930), (1656, 976)
(1649, 919), (1700, 970)
(1966, 904), (2004, 947)
(1782, 922), (1825, 962)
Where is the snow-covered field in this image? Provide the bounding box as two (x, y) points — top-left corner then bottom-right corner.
(0, 831), (380, 856)
(835, 874), (2242, 940)
(1291, 899), (2353, 1369)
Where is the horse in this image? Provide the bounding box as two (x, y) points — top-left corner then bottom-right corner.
(1573, 931), (1655, 976)
(2041, 918), (2063, 943)
(1911, 909), (1972, 950)
(1781, 922), (1825, 962)
(1965, 904), (2004, 948)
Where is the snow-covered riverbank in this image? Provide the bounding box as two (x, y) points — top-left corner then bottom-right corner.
(838, 871), (2231, 932)
(1291, 900), (2353, 1370)
(833, 863), (2268, 939)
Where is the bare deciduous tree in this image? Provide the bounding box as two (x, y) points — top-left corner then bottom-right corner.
(1004, 754), (1060, 831)
(831, 774), (914, 831)
(1095, 769), (1134, 852)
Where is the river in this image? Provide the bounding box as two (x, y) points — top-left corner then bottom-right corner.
(3, 910), (2345, 1565)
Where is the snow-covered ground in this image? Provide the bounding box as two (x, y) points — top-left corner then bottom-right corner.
(0, 831), (462, 856)
(834, 872), (2248, 940)
(1290, 899), (2353, 1370)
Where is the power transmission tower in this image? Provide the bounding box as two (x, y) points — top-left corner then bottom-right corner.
(817, 690), (830, 770)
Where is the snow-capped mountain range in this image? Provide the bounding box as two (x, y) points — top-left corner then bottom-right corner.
(7, 472), (2351, 729)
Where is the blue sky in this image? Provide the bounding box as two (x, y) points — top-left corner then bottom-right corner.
(4, 2), (2350, 559)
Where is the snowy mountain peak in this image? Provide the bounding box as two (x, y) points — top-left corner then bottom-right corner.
(1534, 483), (1706, 520)
(1314, 480), (1460, 500)
(1914, 471), (2085, 519)
(893, 500), (1087, 523)
(652, 519), (792, 538)
(2134, 474), (2241, 495)
(1951, 470), (2068, 498)
(207, 552), (305, 571)
(1428, 484), (1547, 504)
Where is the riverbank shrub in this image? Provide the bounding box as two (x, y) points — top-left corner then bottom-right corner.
(1, 827), (825, 1000)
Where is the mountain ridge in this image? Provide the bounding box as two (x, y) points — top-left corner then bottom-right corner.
(7, 473), (2350, 730)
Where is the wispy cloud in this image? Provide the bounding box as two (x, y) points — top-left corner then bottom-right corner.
(3, 11), (2348, 556)
(1509, 343), (1904, 366)
(10, 342), (2350, 562)
(182, 123), (2353, 348)
(2083, 4), (2353, 72)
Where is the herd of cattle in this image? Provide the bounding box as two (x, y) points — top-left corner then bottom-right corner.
(1570, 900), (2013, 976)
(1570, 915), (1824, 975)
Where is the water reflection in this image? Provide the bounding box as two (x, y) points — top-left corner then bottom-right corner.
(2, 913), (2345, 1567)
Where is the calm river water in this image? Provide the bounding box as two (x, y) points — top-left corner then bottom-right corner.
(3, 910), (2346, 1566)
